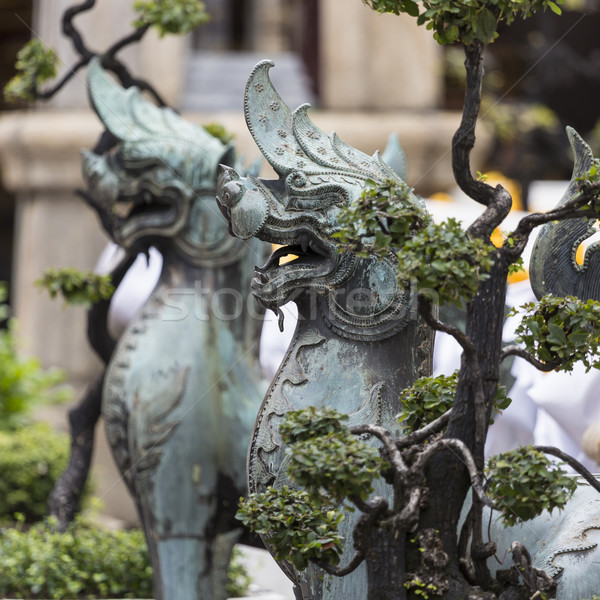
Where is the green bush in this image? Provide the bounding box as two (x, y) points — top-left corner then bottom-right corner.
(0, 518), (252, 599)
(0, 423), (69, 523)
(0, 519), (153, 599)
(0, 282), (69, 431)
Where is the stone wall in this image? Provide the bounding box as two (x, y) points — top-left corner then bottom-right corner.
(319, 0), (442, 110)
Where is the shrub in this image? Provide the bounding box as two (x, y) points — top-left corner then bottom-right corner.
(0, 282), (69, 430)
(0, 519), (153, 599)
(0, 518), (251, 599)
(0, 423), (69, 523)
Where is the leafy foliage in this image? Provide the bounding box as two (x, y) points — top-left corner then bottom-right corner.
(0, 423), (69, 523)
(486, 446), (578, 526)
(238, 408), (386, 570)
(133, 0), (209, 36)
(3, 39), (58, 103)
(0, 284), (69, 430)
(281, 408), (385, 503)
(334, 179), (427, 258)
(0, 517), (153, 599)
(399, 217), (494, 306)
(511, 295), (600, 371)
(398, 372), (458, 434)
(398, 371), (512, 433)
(237, 485), (345, 571)
(335, 180), (494, 306)
(0, 516), (250, 598)
(36, 268), (115, 308)
(577, 159), (600, 212)
(362, 0), (562, 45)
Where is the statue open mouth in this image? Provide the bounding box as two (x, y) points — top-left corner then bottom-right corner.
(251, 230), (337, 298)
(114, 192), (184, 245)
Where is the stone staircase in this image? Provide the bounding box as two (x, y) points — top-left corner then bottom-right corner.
(180, 51), (316, 112)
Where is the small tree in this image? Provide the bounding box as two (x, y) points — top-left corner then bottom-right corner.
(238, 1), (600, 598)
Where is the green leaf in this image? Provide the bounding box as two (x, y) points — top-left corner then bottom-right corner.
(547, 1), (562, 15)
(401, 0), (419, 17)
(476, 8), (497, 44)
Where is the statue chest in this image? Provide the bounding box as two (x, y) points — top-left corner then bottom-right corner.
(248, 316), (431, 493)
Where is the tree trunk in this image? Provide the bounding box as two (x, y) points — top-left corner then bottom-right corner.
(410, 259), (509, 597)
(365, 525), (407, 600)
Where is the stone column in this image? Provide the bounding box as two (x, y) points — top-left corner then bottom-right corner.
(250, 0), (288, 52)
(319, 0), (442, 110)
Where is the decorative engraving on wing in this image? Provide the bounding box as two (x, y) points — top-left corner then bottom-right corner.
(129, 365), (190, 496)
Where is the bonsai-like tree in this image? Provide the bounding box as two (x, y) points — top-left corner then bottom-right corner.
(237, 1), (600, 599)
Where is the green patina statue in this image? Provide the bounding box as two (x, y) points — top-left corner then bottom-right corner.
(217, 60), (434, 600)
(530, 127), (600, 301)
(82, 58), (267, 600)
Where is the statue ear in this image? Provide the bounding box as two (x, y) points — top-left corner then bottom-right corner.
(218, 145), (236, 169)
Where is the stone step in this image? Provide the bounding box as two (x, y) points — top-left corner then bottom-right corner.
(180, 51), (315, 112)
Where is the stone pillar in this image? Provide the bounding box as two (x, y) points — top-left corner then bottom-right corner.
(33, 0), (188, 108)
(319, 0), (442, 110)
(0, 111), (106, 378)
(250, 0), (288, 52)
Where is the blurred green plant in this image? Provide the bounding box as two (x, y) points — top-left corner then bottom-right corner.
(482, 99), (561, 144)
(0, 423), (69, 523)
(0, 517), (153, 599)
(3, 39), (58, 103)
(203, 122), (235, 145)
(0, 515), (251, 598)
(0, 283), (69, 430)
(226, 547), (252, 598)
(133, 0), (209, 36)
(36, 268), (115, 308)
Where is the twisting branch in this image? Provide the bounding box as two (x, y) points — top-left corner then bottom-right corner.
(314, 552), (365, 577)
(35, 0), (164, 106)
(507, 204), (596, 259)
(384, 486), (422, 532)
(467, 184), (512, 240)
(350, 423), (408, 474)
(314, 496), (388, 577)
(452, 41), (496, 207)
(414, 439), (497, 510)
(534, 445), (600, 493)
(36, 57), (89, 99)
(396, 410), (451, 449)
(105, 24), (150, 60)
(500, 345), (561, 372)
(418, 295), (475, 354)
(62, 0), (96, 60)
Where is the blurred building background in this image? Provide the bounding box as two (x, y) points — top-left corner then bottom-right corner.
(0, 0), (598, 523)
